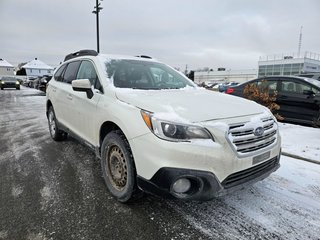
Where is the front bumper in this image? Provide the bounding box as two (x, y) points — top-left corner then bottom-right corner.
(130, 121), (281, 200)
(137, 156), (280, 201)
(1, 82), (20, 89)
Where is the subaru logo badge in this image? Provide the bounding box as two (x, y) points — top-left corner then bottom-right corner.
(254, 127), (264, 136)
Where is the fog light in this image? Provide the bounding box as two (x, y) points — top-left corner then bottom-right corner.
(172, 178), (191, 194)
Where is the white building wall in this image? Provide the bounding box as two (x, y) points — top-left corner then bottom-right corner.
(0, 66), (14, 76)
(194, 69), (257, 84)
(258, 52), (320, 77)
(25, 68), (53, 77)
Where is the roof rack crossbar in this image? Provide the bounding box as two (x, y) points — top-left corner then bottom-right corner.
(64, 49), (98, 61)
(135, 55), (152, 59)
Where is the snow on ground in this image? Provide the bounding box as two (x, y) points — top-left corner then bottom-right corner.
(279, 122), (320, 162)
(1, 87), (320, 239)
(168, 122), (320, 239)
(170, 155), (320, 240)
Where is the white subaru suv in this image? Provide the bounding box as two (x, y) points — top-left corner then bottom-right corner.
(46, 50), (281, 202)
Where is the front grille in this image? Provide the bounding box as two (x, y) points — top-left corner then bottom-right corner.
(222, 156), (279, 189)
(228, 117), (278, 154)
(4, 82), (16, 87)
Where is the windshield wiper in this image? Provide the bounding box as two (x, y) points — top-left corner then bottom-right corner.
(131, 87), (159, 90)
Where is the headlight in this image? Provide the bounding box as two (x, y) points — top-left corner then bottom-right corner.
(141, 110), (213, 142)
(1, 81), (4, 84)
(16, 81), (20, 85)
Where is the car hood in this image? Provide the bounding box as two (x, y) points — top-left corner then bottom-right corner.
(115, 87), (265, 123)
(1, 79), (17, 83)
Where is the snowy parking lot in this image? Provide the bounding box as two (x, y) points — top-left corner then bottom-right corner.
(0, 87), (319, 240)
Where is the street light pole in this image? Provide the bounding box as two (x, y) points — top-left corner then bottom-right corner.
(92, 0), (103, 53)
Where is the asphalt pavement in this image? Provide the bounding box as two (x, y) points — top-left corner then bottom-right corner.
(1, 87), (319, 240)
(0, 87), (207, 240)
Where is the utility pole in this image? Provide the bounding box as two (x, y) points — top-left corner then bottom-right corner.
(92, 0), (103, 53)
(298, 26), (303, 57)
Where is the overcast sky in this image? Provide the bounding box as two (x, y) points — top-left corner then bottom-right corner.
(1, 0), (320, 70)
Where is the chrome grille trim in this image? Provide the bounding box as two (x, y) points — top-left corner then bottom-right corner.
(228, 117), (278, 155)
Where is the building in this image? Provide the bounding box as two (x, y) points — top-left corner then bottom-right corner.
(194, 69), (257, 85)
(22, 58), (54, 77)
(0, 58), (14, 76)
(258, 51), (320, 77)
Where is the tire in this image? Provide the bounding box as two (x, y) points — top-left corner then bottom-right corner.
(101, 130), (141, 202)
(47, 106), (67, 141)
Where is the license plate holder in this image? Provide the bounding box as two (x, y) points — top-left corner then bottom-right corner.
(253, 151), (271, 165)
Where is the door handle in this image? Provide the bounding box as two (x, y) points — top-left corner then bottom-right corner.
(279, 95), (287, 99)
(67, 94), (73, 100)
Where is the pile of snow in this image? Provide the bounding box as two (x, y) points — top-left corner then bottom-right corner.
(279, 123), (320, 162)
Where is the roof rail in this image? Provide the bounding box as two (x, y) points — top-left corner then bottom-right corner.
(64, 49), (98, 61)
(135, 55), (152, 59)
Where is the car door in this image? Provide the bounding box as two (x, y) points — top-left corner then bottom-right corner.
(277, 78), (320, 124)
(55, 61), (81, 133)
(70, 60), (102, 145)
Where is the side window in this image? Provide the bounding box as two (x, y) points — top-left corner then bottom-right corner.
(77, 60), (102, 90)
(54, 64), (67, 82)
(281, 80), (310, 94)
(257, 80), (277, 90)
(63, 61), (81, 84)
(301, 84), (319, 95)
(312, 87), (320, 95)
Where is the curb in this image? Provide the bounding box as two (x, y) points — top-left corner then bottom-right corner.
(281, 152), (320, 165)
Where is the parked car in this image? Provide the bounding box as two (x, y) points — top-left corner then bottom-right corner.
(219, 82), (239, 92)
(32, 76), (42, 89)
(0, 76), (20, 90)
(226, 76), (320, 126)
(26, 76), (37, 88)
(46, 50), (281, 202)
(33, 75), (52, 92)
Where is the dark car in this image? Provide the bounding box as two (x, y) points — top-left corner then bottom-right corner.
(0, 76), (20, 90)
(32, 75), (52, 92)
(32, 76), (43, 89)
(226, 76), (320, 126)
(39, 75), (52, 92)
(218, 82), (239, 92)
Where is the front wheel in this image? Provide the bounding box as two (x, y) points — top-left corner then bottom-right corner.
(312, 113), (320, 128)
(101, 131), (141, 202)
(47, 106), (67, 141)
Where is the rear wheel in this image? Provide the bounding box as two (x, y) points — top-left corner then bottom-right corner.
(47, 106), (67, 141)
(101, 131), (141, 202)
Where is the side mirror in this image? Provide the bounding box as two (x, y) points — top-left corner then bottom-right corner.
(72, 79), (93, 99)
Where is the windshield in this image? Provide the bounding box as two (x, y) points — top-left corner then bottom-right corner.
(1, 77), (16, 81)
(104, 59), (195, 90)
(303, 77), (320, 88)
